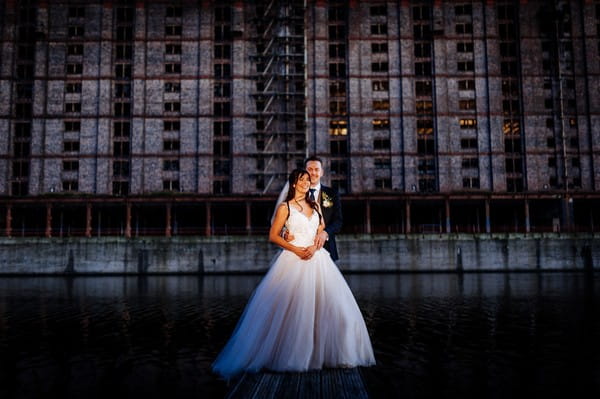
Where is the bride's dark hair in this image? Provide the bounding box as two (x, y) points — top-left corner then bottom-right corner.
(285, 169), (321, 216)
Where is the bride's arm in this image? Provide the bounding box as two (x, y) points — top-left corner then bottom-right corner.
(269, 203), (310, 258)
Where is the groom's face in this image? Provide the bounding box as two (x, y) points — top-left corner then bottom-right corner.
(305, 160), (323, 187)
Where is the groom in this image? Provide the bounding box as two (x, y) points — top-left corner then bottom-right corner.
(275, 156), (343, 261)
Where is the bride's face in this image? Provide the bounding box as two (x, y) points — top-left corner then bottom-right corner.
(294, 173), (311, 195)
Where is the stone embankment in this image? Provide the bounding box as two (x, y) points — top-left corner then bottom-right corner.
(0, 234), (597, 274)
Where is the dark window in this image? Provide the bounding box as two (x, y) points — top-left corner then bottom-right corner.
(418, 139), (435, 155)
(328, 25), (346, 40)
(455, 23), (473, 34)
(213, 140), (230, 156)
(115, 64), (132, 79)
(415, 61), (431, 76)
(414, 42), (431, 57)
(68, 25), (85, 37)
(165, 82), (181, 93)
(329, 63), (346, 78)
(373, 138), (391, 150)
(214, 121), (231, 136)
(115, 83), (131, 98)
(116, 26), (133, 41)
(460, 138), (478, 149)
(371, 43), (388, 54)
(504, 138), (521, 153)
(461, 157), (479, 168)
(165, 25), (183, 36)
(214, 25), (232, 40)
(65, 82), (82, 93)
(457, 61), (474, 72)
(66, 63), (83, 74)
(63, 141), (80, 152)
(163, 160), (180, 171)
(113, 161), (129, 176)
(114, 102), (131, 117)
(214, 44), (231, 59)
(165, 63), (181, 73)
(68, 6), (85, 18)
(166, 6), (183, 18)
(214, 102), (231, 117)
(62, 160), (79, 171)
(15, 123), (31, 138)
(370, 5), (387, 16)
(455, 5), (473, 16)
(163, 120), (180, 131)
(112, 181), (129, 196)
(330, 140), (348, 155)
(67, 44), (84, 56)
(215, 7), (232, 22)
(64, 121), (81, 132)
(62, 180), (79, 191)
(163, 140), (180, 151)
(65, 102), (81, 113)
(458, 80), (475, 90)
(413, 6), (430, 21)
(214, 64), (231, 78)
(213, 160), (231, 176)
(328, 6), (346, 22)
(413, 24), (431, 39)
(12, 161), (29, 178)
(371, 24), (388, 35)
(372, 61), (389, 73)
(330, 81), (347, 96)
(113, 141), (130, 157)
(114, 121), (130, 137)
(116, 7), (134, 23)
(331, 159), (349, 175)
(164, 102), (181, 112)
(14, 142), (30, 157)
(456, 42), (474, 53)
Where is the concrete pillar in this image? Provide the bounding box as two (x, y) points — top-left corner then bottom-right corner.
(405, 200), (411, 234)
(365, 200), (371, 234)
(5, 204), (12, 238)
(85, 203), (92, 238)
(485, 199), (491, 233)
(165, 203), (172, 237)
(45, 203), (52, 238)
(524, 200), (530, 233)
(205, 202), (212, 236)
(125, 203), (132, 238)
(445, 198), (451, 233)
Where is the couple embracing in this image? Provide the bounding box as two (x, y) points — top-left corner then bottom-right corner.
(212, 156), (375, 379)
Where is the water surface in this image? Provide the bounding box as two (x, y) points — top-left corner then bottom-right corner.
(0, 272), (598, 398)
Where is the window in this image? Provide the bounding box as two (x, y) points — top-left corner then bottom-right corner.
(456, 42), (474, 53)
(165, 25), (182, 36)
(66, 63), (83, 74)
(329, 44), (346, 58)
(214, 64), (231, 78)
(112, 181), (129, 196)
(330, 140), (348, 155)
(163, 160), (180, 171)
(163, 140), (180, 151)
(113, 161), (129, 177)
(457, 61), (474, 72)
(68, 26), (84, 37)
(371, 80), (389, 92)
(374, 158), (391, 170)
(63, 180), (79, 191)
(328, 25), (346, 40)
(371, 24), (388, 35)
(66, 82), (82, 93)
(504, 138), (521, 153)
(15, 123), (31, 138)
(165, 63), (181, 73)
(163, 180), (180, 191)
(329, 63), (346, 78)
(114, 121), (130, 137)
(418, 159), (435, 174)
(213, 140), (230, 156)
(455, 4), (473, 16)
(506, 178), (523, 192)
(214, 44), (231, 59)
(503, 99), (520, 114)
(68, 6), (85, 18)
(462, 157), (479, 168)
(373, 100), (390, 111)
(458, 80), (475, 91)
(372, 61), (389, 73)
(16, 103), (32, 118)
(166, 6), (182, 18)
(415, 81), (432, 96)
(115, 64), (132, 79)
(415, 62), (431, 76)
(418, 178), (436, 192)
(547, 137), (556, 148)
(372, 119), (390, 130)
(330, 81), (347, 96)
(12, 161), (29, 178)
(505, 158), (523, 173)
(115, 7), (134, 23)
(16, 64), (33, 79)
(460, 138), (478, 149)
(165, 82), (181, 93)
(62, 160), (79, 172)
(370, 5), (387, 16)
(17, 83), (33, 98)
(166, 44), (182, 55)
(213, 180), (230, 194)
(116, 26), (133, 41)
(214, 121), (231, 136)
(417, 139), (435, 155)
(455, 23), (473, 34)
(114, 102), (131, 117)
(329, 101), (347, 115)
(64, 121), (81, 132)
(213, 160), (231, 176)
(503, 119), (520, 135)
(417, 119), (433, 135)
(115, 83), (131, 98)
(501, 80), (519, 96)
(416, 101), (433, 115)
(497, 5), (515, 20)
(214, 102), (230, 117)
(459, 99), (476, 110)
(13, 142), (30, 157)
(413, 24), (431, 39)
(371, 43), (388, 54)
(164, 102), (181, 113)
(499, 23), (516, 40)
(501, 61), (518, 76)
(113, 141), (130, 157)
(215, 6), (232, 22)
(413, 5), (430, 21)
(65, 102), (81, 113)
(163, 120), (180, 131)
(373, 138), (391, 150)
(375, 179), (392, 189)
(414, 42), (431, 57)
(328, 6), (346, 22)
(67, 44), (84, 56)
(459, 118), (477, 129)
(500, 42), (517, 57)
(329, 120), (348, 136)
(462, 178), (480, 189)
(331, 160), (348, 175)
(63, 141), (80, 152)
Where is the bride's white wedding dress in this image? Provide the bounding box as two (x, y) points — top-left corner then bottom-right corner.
(212, 205), (375, 379)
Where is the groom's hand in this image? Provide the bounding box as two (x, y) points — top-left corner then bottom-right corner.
(314, 231), (328, 249)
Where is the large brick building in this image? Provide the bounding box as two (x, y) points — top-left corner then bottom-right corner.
(1, 0), (599, 236)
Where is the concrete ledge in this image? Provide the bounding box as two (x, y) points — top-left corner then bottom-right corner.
(0, 233), (598, 274)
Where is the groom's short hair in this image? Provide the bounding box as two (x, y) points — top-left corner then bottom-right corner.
(304, 155), (322, 166)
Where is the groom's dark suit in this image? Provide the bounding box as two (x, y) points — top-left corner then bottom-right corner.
(318, 185), (343, 261)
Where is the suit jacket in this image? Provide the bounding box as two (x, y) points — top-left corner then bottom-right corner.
(318, 185), (343, 261)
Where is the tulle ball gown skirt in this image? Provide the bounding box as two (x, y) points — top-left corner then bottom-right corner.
(212, 249), (375, 379)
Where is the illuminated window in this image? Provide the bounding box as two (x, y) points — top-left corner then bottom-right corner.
(459, 118), (477, 129)
(416, 100), (433, 114)
(502, 119), (520, 135)
(372, 80), (389, 92)
(459, 99), (476, 110)
(373, 100), (390, 111)
(417, 119), (433, 135)
(329, 120), (348, 136)
(372, 119), (390, 130)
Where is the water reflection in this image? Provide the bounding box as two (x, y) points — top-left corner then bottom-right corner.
(0, 273), (598, 399)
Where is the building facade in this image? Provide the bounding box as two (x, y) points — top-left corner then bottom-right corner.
(1, 0), (599, 236)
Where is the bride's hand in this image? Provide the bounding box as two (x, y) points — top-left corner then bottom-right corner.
(292, 246), (310, 259)
(301, 245), (317, 260)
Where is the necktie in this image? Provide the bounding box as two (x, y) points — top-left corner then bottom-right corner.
(309, 189), (316, 201)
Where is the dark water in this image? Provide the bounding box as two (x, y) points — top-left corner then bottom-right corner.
(0, 272), (598, 399)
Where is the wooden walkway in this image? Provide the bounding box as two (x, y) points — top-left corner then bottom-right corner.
(226, 368), (370, 399)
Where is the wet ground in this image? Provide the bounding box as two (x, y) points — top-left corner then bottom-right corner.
(0, 272), (598, 398)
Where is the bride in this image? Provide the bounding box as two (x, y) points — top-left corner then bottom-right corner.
(212, 169), (375, 379)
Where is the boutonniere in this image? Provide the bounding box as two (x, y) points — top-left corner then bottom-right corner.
(322, 192), (333, 208)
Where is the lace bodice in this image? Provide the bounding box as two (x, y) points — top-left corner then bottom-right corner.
(285, 204), (320, 247)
